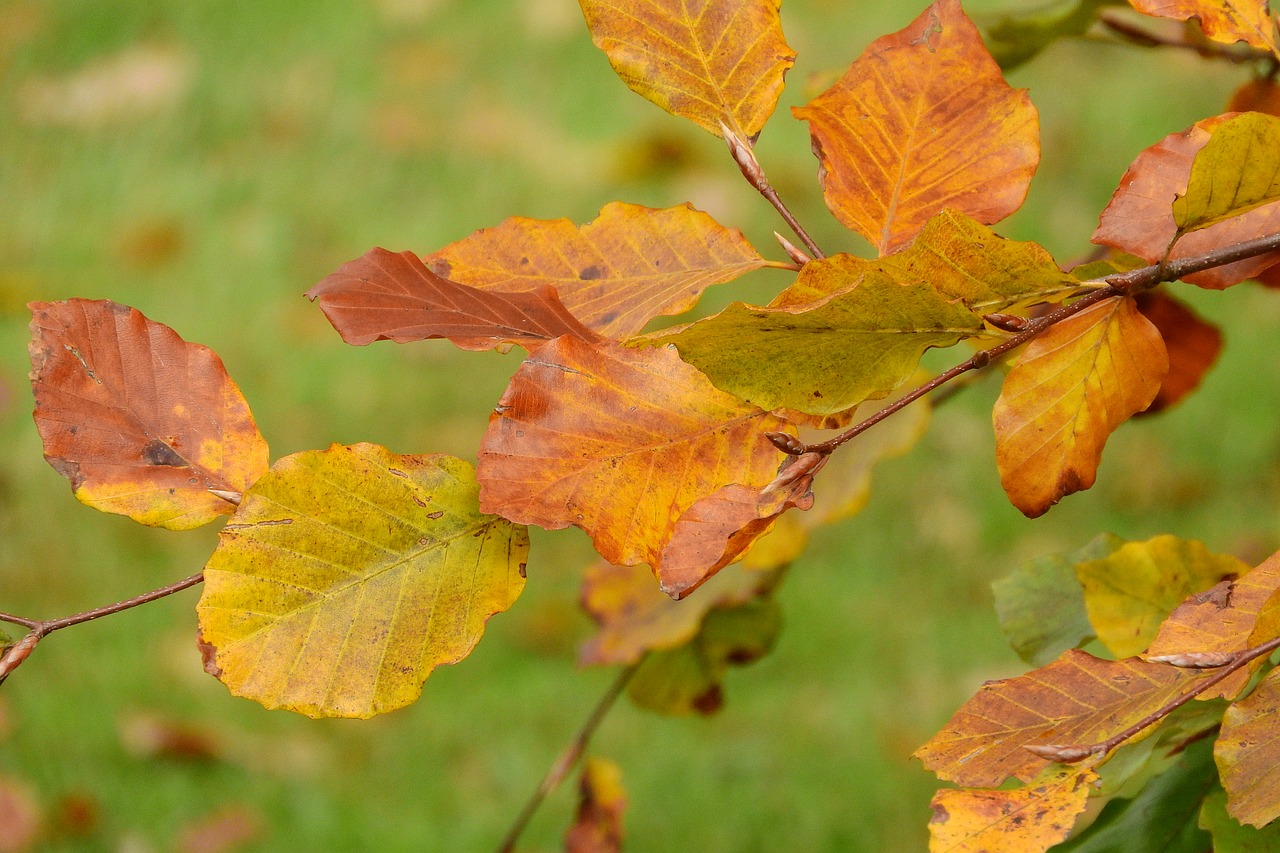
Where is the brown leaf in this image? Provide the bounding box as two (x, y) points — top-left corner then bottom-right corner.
(477, 337), (792, 591)
(564, 758), (626, 853)
(1228, 77), (1280, 115)
(1093, 115), (1280, 289)
(1134, 290), (1223, 414)
(915, 649), (1201, 787)
(578, 0), (795, 139)
(306, 248), (600, 351)
(425, 202), (768, 339)
(994, 296), (1168, 517)
(29, 299), (269, 530)
(1217, 667), (1280, 826)
(928, 766), (1097, 853)
(792, 0), (1038, 254)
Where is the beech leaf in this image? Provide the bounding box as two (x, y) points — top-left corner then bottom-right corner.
(1074, 535), (1247, 659)
(1216, 666), (1280, 826)
(577, 0), (795, 139)
(994, 296), (1168, 518)
(424, 202), (769, 339)
(1094, 115), (1280, 289)
(665, 258), (984, 416)
(306, 248), (599, 351)
(928, 766), (1097, 853)
(915, 648), (1202, 787)
(196, 443), (528, 719)
(792, 0), (1039, 254)
(565, 758), (627, 853)
(1128, 0), (1280, 56)
(1173, 112), (1280, 233)
(1134, 291), (1223, 415)
(28, 299), (269, 530)
(1199, 783), (1280, 850)
(477, 337), (793, 595)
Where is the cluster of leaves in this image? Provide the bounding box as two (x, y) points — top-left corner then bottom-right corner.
(8, 0), (1280, 848)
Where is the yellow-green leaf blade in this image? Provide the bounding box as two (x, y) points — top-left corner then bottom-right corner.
(1174, 112), (1280, 234)
(196, 443), (528, 719)
(578, 0), (795, 138)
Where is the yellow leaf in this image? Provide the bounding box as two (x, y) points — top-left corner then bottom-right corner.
(197, 443), (528, 719)
(1217, 667), (1280, 826)
(994, 296), (1168, 517)
(577, 0), (795, 138)
(1129, 0), (1280, 57)
(929, 766), (1097, 853)
(1174, 112), (1280, 233)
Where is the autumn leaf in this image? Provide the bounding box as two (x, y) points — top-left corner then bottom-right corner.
(197, 443), (527, 719)
(1128, 0), (1280, 56)
(1093, 115), (1280, 289)
(564, 758), (627, 853)
(915, 649), (1202, 787)
(29, 299), (269, 530)
(1134, 290), (1223, 414)
(1074, 535), (1247, 658)
(577, 0), (795, 139)
(793, 0), (1039, 254)
(1229, 77), (1280, 115)
(664, 259), (984, 416)
(424, 202), (770, 339)
(994, 295), (1168, 518)
(478, 337), (792, 590)
(1216, 666), (1280, 826)
(306, 248), (599, 351)
(1173, 112), (1280, 233)
(928, 766), (1097, 853)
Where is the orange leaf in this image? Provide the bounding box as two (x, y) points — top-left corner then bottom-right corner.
(1229, 77), (1280, 114)
(1128, 0), (1279, 55)
(425, 202), (768, 339)
(1134, 291), (1222, 414)
(1093, 115), (1280, 289)
(994, 296), (1168, 518)
(928, 766), (1097, 853)
(577, 0), (795, 139)
(564, 758), (627, 853)
(915, 648), (1201, 787)
(792, 0), (1038, 255)
(477, 337), (792, 593)
(1217, 666), (1280, 826)
(29, 299), (269, 530)
(306, 248), (599, 351)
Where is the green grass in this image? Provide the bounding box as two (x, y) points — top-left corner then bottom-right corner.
(1, 1), (1278, 850)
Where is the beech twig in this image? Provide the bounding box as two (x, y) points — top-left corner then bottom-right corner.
(1097, 11), (1275, 64)
(721, 123), (826, 261)
(0, 572), (204, 685)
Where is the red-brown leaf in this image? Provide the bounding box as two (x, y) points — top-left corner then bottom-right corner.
(1134, 290), (1223, 414)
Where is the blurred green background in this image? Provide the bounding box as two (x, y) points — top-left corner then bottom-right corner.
(2, 0), (1279, 850)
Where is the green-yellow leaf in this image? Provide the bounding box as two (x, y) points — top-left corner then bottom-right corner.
(1075, 535), (1247, 659)
(664, 258), (984, 416)
(1173, 112), (1280, 234)
(928, 765), (1097, 853)
(196, 443), (528, 719)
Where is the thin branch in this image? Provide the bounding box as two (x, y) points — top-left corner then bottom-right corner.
(1098, 11), (1274, 64)
(721, 123), (826, 260)
(495, 661), (641, 853)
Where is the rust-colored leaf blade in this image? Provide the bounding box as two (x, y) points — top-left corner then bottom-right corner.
(477, 337), (792, 590)
(425, 202), (767, 339)
(915, 649), (1201, 787)
(1093, 115), (1280, 289)
(1128, 0), (1280, 56)
(564, 757), (627, 853)
(928, 766), (1097, 853)
(792, 0), (1039, 255)
(306, 248), (599, 351)
(29, 299), (269, 530)
(197, 444), (528, 719)
(577, 0), (795, 138)
(994, 296), (1168, 518)
(1217, 666), (1280, 826)
(1134, 290), (1223, 414)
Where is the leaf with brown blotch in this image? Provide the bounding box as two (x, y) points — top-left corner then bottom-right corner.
(579, 560), (779, 666)
(29, 299), (269, 530)
(477, 337), (793, 581)
(564, 758), (627, 853)
(915, 648), (1203, 787)
(792, 0), (1039, 255)
(1134, 290), (1223, 415)
(1146, 549), (1280, 700)
(1128, 0), (1279, 56)
(1173, 112), (1280, 233)
(577, 0), (795, 139)
(928, 766), (1098, 853)
(1093, 115), (1280, 289)
(197, 444), (527, 719)
(306, 248), (599, 351)
(994, 296), (1168, 518)
(1216, 666), (1280, 826)
(1074, 535), (1247, 659)
(424, 202), (770, 339)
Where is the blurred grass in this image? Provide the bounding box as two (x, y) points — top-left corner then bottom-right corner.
(1, 0), (1279, 850)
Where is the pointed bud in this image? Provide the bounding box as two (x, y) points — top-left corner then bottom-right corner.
(720, 121), (765, 188)
(1145, 651), (1235, 668)
(765, 431), (807, 455)
(1023, 743), (1101, 763)
(208, 488), (243, 506)
(774, 232), (811, 267)
(983, 313), (1031, 332)
(761, 451), (827, 497)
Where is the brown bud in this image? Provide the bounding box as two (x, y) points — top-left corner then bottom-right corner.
(1023, 743), (1101, 763)
(983, 312), (1031, 332)
(1144, 651), (1235, 668)
(774, 232), (812, 267)
(765, 431), (807, 455)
